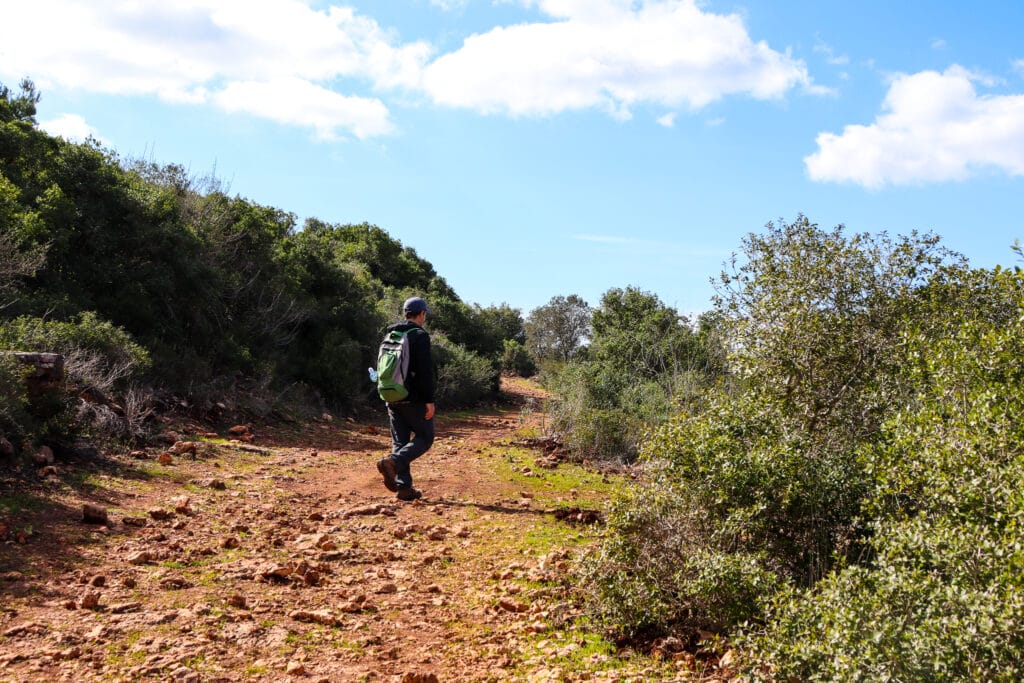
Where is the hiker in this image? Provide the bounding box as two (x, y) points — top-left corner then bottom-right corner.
(376, 297), (436, 501)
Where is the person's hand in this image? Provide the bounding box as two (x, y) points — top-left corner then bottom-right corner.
(425, 403), (435, 420)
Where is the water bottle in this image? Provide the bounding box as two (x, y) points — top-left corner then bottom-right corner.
(368, 367), (378, 382)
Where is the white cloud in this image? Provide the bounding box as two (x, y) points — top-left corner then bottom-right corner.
(422, 0), (814, 117)
(805, 66), (1024, 188)
(0, 0), (430, 139)
(0, 0), (819, 135)
(657, 112), (676, 128)
(814, 38), (849, 66)
(38, 113), (106, 143)
(1014, 59), (1024, 77)
(430, 0), (469, 11)
(931, 38), (947, 50)
(214, 78), (393, 140)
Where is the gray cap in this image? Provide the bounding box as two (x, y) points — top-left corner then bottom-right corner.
(403, 297), (430, 315)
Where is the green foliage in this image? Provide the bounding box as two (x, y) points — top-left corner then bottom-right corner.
(0, 313), (152, 443)
(580, 216), (1024, 678)
(715, 215), (959, 444)
(542, 287), (723, 462)
(590, 287), (702, 379)
(462, 302), (526, 360)
(0, 353), (32, 443)
(526, 294), (591, 363)
(0, 176), (47, 310)
(0, 79), (40, 124)
(750, 289), (1024, 681)
(0, 313), (150, 375)
(581, 463), (783, 638)
(432, 334), (496, 406)
(323, 221), (457, 299)
(544, 361), (655, 460)
(0, 80), (513, 419)
(278, 220), (386, 402)
(501, 339), (537, 377)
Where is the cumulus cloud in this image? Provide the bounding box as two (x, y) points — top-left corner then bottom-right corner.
(214, 78), (393, 140)
(0, 0), (429, 140)
(657, 112), (676, 128)
(38, 113), (106, 144)
(0, 0), (817, 136)
(805, 66), (1024, 188)
(422, 0), (814, 117)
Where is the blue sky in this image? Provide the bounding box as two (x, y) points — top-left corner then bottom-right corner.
(2, 1), (1022, 317)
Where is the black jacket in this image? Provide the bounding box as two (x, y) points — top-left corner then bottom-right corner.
(386, 320), (435, 404)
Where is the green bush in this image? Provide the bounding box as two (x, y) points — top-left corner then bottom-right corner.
(432, 335), (498, 407)
(577, 220), (1022, 660)
(582, 389), (867, 638)
(749, 303), (1024, 681)
(544, 361), (661, 461)
(0, 313), (152, 442)
(539, 287), (725, 462)
(582, 470), (782, 638)
(500, 339), (536, 377)
(0, 312), (150, 388)
(0, 353), (32, 445)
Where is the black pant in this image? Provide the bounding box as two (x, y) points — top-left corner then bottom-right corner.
(387, 402), (434, 489)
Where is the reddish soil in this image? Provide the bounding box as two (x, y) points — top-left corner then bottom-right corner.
(0, 378), (679, 682)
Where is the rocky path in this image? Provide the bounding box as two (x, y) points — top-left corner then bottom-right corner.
(0, 379), (678, 682)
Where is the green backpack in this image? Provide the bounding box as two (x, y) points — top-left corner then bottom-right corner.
(376, 329), (411, 402)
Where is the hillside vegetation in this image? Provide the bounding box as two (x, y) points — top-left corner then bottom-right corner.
(1, 80), (525, 453)
(565, 219), (1024, 680)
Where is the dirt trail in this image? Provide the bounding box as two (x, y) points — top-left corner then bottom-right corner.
(0, 378), (669, 682)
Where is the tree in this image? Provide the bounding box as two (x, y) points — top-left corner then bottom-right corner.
(0, 175), (46, 310)
(474, 303), (525, 346)
(589, 286), (699, 380)
(581, 216), (978, 643)
(525, 294), (591, 362)
(714, 214), (962, 441)
(0, 78), (39, 124)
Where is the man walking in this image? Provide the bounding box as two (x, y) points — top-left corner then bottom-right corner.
(377, 297), (435, 501)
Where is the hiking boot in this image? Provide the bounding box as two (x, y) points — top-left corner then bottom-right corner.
(396, 487), (422, 501)
(376, 457), (398, 492)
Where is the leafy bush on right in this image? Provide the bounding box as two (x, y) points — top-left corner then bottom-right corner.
(579, 216), (1024, 680)
(750, 268), (1024, 681)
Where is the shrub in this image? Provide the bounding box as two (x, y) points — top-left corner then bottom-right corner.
(582, 469), (782, 638)
(582, 389), (867, 638)
(432, 335), (498, 407)
(749, 303), (1024, 681)
(540, 287), (725, 462)
(578, 219), (995, 650)
(0, 313), (151, 442)
(306, 331), (364, 405)
(0, 353), (32, 445)
(501, 339), (536, 377)
(0, 312), (150, 383)
(544, 361), (660, 462)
